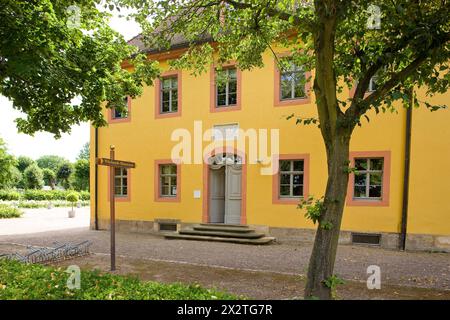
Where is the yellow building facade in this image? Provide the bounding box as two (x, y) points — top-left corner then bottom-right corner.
(90, 46), (450, 251)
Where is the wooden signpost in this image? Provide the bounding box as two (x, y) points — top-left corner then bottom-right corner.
(96, 145), (136, 271)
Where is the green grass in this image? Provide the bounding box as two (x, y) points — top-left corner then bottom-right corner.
(0, 204), (23, 219)
(0, 260), (239, 300)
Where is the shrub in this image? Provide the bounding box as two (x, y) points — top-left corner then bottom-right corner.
(66, 192), (79, 211)
(0, 190), (21, 201)
(23, 190), (51, 201)
(0, 260), (238, 300)
(0, 204), (22, 219)
(23, 164), (44, 189)
(79, 191), (90, 200)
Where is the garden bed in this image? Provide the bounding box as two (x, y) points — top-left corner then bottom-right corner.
(0, 259), (238, 300)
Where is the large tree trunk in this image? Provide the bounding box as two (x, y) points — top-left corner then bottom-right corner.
(304, 132), (351, 299)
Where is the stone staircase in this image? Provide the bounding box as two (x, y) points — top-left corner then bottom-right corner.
(164, 223), (275, 245)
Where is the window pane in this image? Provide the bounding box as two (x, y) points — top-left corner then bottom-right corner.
(279, 185), (290, 196)
(171, 186), (177, 196)
(162, 176), (171, 186)
(370, 158), (383, 171)
(169, 164), (177, 174)
(370, 173), (382, 186)
(293, 160), (304, 171)
(369, 185), (382, 198)
(171, 99), (178, 112)
(293, 72), (306, 98)
(162, 101), (170, 112)
(355, 159), (368, 170)
(279, 160), (291, 172)
(171, 78), (178, 88)
(114, 187), (122, 195)
(293, 185), (303, 197)
(114, 178), (121, 187)
(122, 187), (128, 196)
(280, 75), (292, 100)
(162, 91), (170, 102)
(114, 168), (121, 176)
(354, 173), (366, 186)
(162, 78), (171, 89)
(114, 109), (123, 118)
(354, 185), (366, 198)
(161, 186), (169, 196)
(293, 174), (303, 185)
(280, 174), (290, 184)
(217, 94), (227, 106)
(228, 68), (237, 79)
(170, 176), (177, 187)
(228, 92), (237, 105)
(122, 178), (127, 187)
(161, 165), (171, 174)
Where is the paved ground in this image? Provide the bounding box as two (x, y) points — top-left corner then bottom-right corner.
(0, 207), (90, 235)
(0, 208), (449, 299)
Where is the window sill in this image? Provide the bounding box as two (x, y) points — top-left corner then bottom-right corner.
(274, 97), (311, 107)
(346, 198), (388, 207)
(273, 197), (303, 205)
(211, 104), (241, 113)
(155, 196), (180, 203)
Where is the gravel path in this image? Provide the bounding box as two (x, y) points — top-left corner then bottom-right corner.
(1, 226), (449, 291)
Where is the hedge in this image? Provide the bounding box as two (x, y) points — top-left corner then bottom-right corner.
(0, 204), (23, 219)
(0, 260), (238, 300)
(0, 189), (90, 201)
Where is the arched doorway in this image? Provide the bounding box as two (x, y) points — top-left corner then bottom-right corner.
(207, 153), (243, 224)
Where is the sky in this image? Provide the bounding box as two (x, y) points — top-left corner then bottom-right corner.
(0, 8), (141, 162)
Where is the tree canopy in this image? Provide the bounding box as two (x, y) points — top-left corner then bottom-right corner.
(1, 0), (159, 137)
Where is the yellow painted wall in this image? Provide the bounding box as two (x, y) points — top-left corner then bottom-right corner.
(90, 50), (450, 236)
(408, 89), (450, 235)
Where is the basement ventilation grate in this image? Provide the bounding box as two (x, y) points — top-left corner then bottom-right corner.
(159, 223), (177, 232)
(351, 233), (381, 246)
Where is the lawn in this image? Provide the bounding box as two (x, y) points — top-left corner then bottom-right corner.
(0, 259), (238, 300)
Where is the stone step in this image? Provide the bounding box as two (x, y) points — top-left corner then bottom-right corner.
(179, 229), (265, 239)
(165, 233), (276, 245)
(193, 225), (255, 233)
(199, 223), (248, 228)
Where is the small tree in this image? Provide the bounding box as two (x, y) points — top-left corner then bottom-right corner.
(37, 155), (67, 172)
(73, 159), (90, 191)
(0, 138), (16, 189)
(66, 192), (80, 212)
(42, 168), (57, 190)
(16, 156), (35, 173)
(23, 164), (44, 190)
(57, 162), (73, 190)
(77, 142), (90, 161)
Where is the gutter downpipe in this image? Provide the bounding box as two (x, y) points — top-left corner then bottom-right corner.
(94, 126), (99, 230)
(400, 88), (413, 250)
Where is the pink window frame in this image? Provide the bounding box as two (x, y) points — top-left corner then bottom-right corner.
(154, 70), (182, 119)
(107, 167), (131, 202)
(272, 154), (310, 204)
(154, 159), (181, 202)
(346, 151), (391, 207)
(210, 62), (242, 113)
(274, 54), (312, 107)
(108, 96), (131, 124)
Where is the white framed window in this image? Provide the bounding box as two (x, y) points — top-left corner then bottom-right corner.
(160, 164), (177, 197)
(280, 61), (306, 100)
(216, 68), (237, 107)
(160, 76), (178, 113)
(279, 160), (304, 198)
(212, 123), (239, 141)
(353, 158), (384, 199)
(114, 168), (128, 197)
